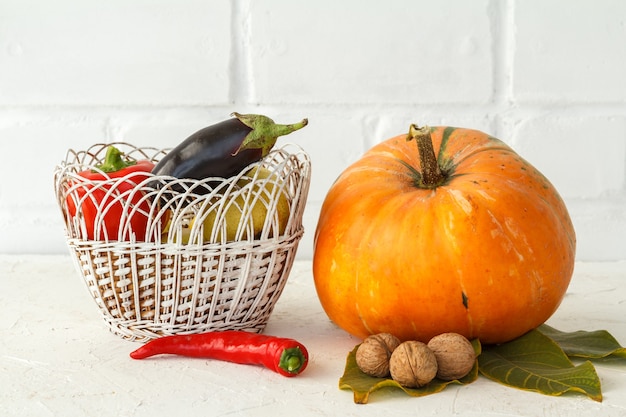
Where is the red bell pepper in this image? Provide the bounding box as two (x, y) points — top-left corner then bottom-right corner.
(66, 145), (155, 241)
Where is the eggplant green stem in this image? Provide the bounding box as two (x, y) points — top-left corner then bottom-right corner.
(278, 347), (307, 374)
(406, 124), (445, 188)
(231, 112), (308, 156)
(94, 145), (136, 173)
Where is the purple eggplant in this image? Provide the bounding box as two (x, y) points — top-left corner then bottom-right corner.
(152, 112), (308, 180)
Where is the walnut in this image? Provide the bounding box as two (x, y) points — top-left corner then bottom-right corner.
(389, 341), (438, 388)
(427, 332), (476, 381)
(355, 333), (401, 377)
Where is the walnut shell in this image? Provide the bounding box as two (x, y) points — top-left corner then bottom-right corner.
(427, 333), (476, 381)
(389, 341), (438, 388)
(356, 333), (401, 377)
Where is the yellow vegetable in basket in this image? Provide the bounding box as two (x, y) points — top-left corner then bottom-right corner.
(161, 214), (194, 244)
(161, 167), (290, 244)
(202, 166), (290, 242)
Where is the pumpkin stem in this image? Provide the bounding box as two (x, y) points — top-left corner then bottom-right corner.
(406, 124), (445, 188)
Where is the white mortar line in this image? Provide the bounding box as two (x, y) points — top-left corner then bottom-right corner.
(490, 0), (515, 138)
(230, 0), (254, 105)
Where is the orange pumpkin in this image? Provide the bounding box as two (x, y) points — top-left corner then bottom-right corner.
(313, 125), (576, 345)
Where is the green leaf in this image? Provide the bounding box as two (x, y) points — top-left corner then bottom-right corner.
(478, 329), (602, 402)
(339, 339), (481, 404)
(538, 324), (626, 359)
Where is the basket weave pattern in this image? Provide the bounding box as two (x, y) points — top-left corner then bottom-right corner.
(54, 142), (310, 341)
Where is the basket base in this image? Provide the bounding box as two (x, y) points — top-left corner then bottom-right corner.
(102, 317), (269, 342)
(66, 231), (303, 341)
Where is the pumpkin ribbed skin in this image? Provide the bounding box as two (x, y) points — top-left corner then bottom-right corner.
(312, 126), (576, 345)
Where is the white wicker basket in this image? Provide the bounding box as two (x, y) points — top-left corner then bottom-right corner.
(54, 142), (311, 341)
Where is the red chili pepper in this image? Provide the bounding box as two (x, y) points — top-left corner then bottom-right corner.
(66, 145), (155, 241)
(129, 331), (309, 377)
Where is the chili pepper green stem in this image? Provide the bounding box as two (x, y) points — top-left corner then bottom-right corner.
(278, 346), (307, 375)
(95, 145), (137, 173)
(231, 112), (309, 157)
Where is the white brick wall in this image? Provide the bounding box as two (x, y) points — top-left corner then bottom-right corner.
(1, 0), (624, 261)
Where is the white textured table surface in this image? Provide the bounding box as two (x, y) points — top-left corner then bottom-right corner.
(1, 255), (625, 417)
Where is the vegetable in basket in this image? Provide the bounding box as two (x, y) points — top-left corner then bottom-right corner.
(130, 330), (309, 377)
(165, 165), (292, 244)
(66, 145), (155, 241)
(151, 112), (308, 181)
(154, 112), (307, 243)
(206, 165), (291, 240)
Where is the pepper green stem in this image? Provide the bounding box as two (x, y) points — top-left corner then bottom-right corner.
(278, 347), (307, 375)
(231, 112), (308, 156)
(95, 145), (136, 173)
(406, 124), (445, 188)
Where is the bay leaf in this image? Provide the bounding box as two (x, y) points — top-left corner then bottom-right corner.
(478, 329), (602, 402)
(538, 324), (626, 359)
(339, 339), (480, 404)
